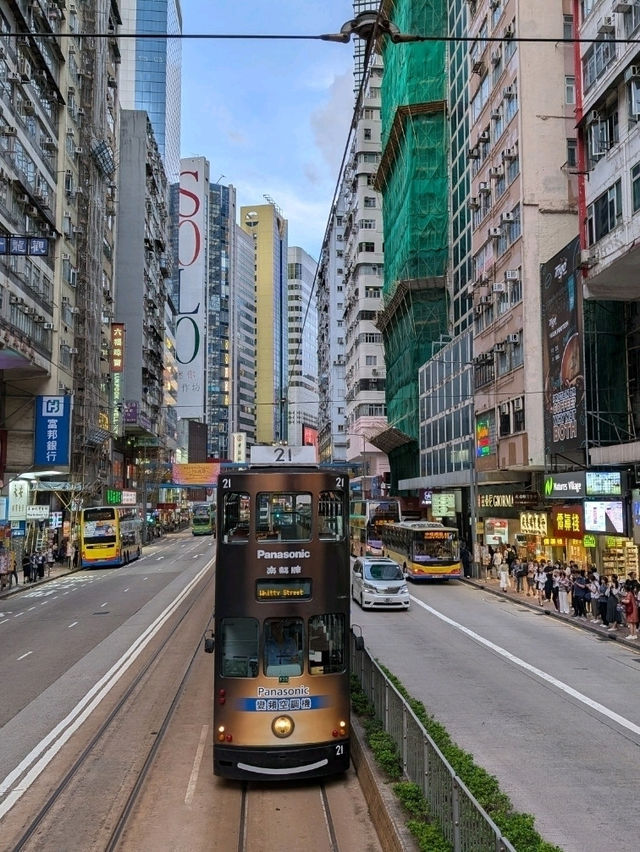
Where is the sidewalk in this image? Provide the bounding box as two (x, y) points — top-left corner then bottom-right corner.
(0, 560), (79, 599)
(464, 574), (640, 649)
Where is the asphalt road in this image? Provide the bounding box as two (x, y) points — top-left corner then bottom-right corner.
(352, 578), (640, 852)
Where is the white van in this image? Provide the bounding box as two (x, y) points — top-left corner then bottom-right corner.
(351, 556), (410, 610)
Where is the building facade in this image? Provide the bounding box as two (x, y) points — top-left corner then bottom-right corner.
(240, 201), (288, 446)
(287, 246), (319, 447)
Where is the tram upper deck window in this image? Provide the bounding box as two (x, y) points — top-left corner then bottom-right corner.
(220, 617), (259, 677)
(308, 613), (346, 675)
(256, 492), (311, 541)
(222, 492), (251, 543)
(319, 491), (346, 540)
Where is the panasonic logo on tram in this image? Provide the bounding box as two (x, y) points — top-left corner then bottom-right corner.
(256, 548), (311, 559)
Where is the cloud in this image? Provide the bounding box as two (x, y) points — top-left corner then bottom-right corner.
(309, 70), (354, 175)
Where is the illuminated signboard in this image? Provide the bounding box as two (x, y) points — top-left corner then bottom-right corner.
(106, 489), (122, 505)
(551, 505), (584, 539)
(431, 492), (456, 516)
(585, 471), (622, 496)
(475, 413), (494, 457)
(584, 500), (625, 535)
(256, 579), (312, 600)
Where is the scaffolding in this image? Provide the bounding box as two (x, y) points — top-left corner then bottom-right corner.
(374, 0), (450, 483)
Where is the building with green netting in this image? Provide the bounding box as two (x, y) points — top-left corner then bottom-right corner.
(373, 0), (451, 492)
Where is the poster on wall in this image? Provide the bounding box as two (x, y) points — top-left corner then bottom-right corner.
(540, 236), (585, 457)
(484, 518), (509, 545)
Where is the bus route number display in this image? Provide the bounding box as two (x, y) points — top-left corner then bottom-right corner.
(256, 579), (312, 600)
(422, 531), (453, 540)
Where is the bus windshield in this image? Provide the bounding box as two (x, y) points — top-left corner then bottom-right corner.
(83, 509), (117, 544)
(413, 532), (458, 563)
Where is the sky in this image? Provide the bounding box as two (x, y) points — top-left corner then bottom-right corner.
(180, 1), (360, 260)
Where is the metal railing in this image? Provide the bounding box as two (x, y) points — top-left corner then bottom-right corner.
(351, 637), (516, 852)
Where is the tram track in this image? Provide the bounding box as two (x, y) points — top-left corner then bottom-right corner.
(7, 569), (213, 852)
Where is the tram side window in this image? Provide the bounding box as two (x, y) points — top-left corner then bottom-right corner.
(220, 617), (259, 677)
(256, 492), (311, 541)
(308, 613), (346, 675)
(222, 492), (251, 542)
(264, 617), (304, 677)
(318, 491), (345, 540)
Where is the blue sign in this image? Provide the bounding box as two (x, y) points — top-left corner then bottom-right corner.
(0, 235), (49, 256)
(34, 395), (71, 466)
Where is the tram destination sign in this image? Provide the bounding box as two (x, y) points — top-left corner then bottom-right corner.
(256, 579), (312, 600)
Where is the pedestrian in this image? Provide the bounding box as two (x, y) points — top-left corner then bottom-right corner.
(621, 580), (639, 639)
(491, 547), (503, 580)
(626, 570), (639, 594)
(513, 558), (526, 594)
(526, 560), (536, 596)
(46, 546), (54, 577)
(551, 569), (560, 611)
(535, 563), (547, 605)
(588, 573), (600, 622)
(498, 563), (511, 592)
(572, 569), (588, 618)
(36, 550), (46, 579)
(9, 550), (19, 587)
(22, 553), (31, 584)
(557, 570), (572, 614)
(597, 575), (610, 626)
(0, 546), (8, 590)
(606, 575), (621, 633)
(460, 542), (471, 577)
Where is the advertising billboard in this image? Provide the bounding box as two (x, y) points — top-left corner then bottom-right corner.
(540, 236), (585, 457)
(584, 500), (625, 535)
(177, 157), (208, 419)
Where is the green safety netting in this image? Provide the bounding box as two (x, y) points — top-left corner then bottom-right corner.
(376, 1), (450, 481)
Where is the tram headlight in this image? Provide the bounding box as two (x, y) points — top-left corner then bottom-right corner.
(217, 725), (227, 742)
(332, 720), (348, 738)
(271, 715), (295, 738)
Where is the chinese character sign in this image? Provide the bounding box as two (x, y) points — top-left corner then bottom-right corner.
(8, 480), (30, 521)
(34, 395), (71, 466)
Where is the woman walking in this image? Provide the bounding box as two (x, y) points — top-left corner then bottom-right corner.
(621, 580), (639, 639)
(606, 575), (621, 633)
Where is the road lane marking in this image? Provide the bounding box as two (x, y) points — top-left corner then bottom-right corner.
(17, 652), (33, 661)
(68, 622), (78, 629)
(0, 619), (9, 625)
(27, 607), (36, 612)
(185, 725), (208, 806)
(411, 596), (640, 737)
(0, 559), (213, 817)
(100, 602), (108, 608)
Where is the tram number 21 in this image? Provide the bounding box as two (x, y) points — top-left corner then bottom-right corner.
(335, 744), (344, 756)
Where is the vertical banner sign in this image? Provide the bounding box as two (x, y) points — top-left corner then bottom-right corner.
(177, 157), (208, 419)
(8, 479), (30, 521)
(0, 428), (6, 487)
(34, 395), (71, 466)
(541, 236), (585, 455)
(111, 323), (125, 435)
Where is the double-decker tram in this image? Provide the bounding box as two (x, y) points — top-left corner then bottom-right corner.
(191, 502), (216, 536)
(381, 520), (461, 580)
(206, 445), (351, 780)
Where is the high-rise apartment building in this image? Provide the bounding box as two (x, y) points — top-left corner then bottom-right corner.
(0, 0), (121, 505)
(240, 201), (288, 446)
(287, 247), (319, 447)
(317, 192), (347, 464)
(230, 223), (257, 454)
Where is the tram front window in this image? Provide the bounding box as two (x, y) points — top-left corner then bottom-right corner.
(220, 617), (259, 677)
(257, 493), (311, 541)
(264, 618), (303, 677)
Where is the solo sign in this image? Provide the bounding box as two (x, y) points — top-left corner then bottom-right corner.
(543, 472), (584, 499)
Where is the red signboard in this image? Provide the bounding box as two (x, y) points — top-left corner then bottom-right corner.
(551, 504), (584, 539)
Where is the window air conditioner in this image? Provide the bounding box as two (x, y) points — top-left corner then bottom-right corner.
(489, 166), (504, 178)
(491, 110), (502, 121)
(69, 348), (79, 355)
(502, 147), (516, 161)
(468, 146), (480, 159)
(503, 85), (516, 98)
(597, 17), (615, 34)
(586, 109), (600, 125)
(480, 295), (493, 305)
(2, 126), (18, 136)
(468, 196), (480, 210)
(472, 60), (484, 74)
(580, 248), (597, 267)
(494, 343), (505, 353)
(507, 333), (520, 344)
(503, 25), (514, 39)
(500, 403), (510, 415)
(491, 49), (502, 65)
(479, 181), (490, 193)
(500, 211), (515, 222)
(492, 282), (507, 293)
(505, 269), (520, 280)
(488, 227), (503, 238)
(43, 322), (54, 330)
(513, 397), (523, 411)
(478, 130), (490, 143)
